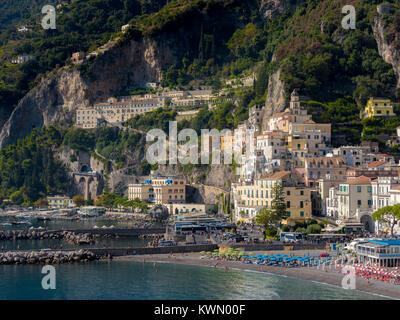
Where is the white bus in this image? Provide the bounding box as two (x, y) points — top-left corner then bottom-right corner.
(280, 232), (302, 243)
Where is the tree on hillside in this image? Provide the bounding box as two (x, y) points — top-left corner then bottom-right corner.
(72, 195), (85, 207)
(372, 204), (400, 237)
(10, 190), (24, 205)
(271, 182), (286, 220)
(34, 198), (48, 208)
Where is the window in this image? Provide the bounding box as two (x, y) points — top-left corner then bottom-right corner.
(287, 211), (291, 217)
(287, 191), (291, 196)
(300, 190), (304, 196)
(357, 200), (361, 206)
(357, 186), (361, 193)
(286, 201), (290, 208)
(300, 211), (304, 217)
(300, 201), (304, 208)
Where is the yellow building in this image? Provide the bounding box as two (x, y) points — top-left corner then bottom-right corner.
(233, 171), (312, 222)
(364, 97), (395, 118)
(221, 135), (234, 151)
(47, 195), (73, 209)
(289, 120), (331, 145)
(128, 177), (186, 205)
(127, 184), (154, 202)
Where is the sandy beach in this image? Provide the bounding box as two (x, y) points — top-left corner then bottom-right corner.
(116, 250), (400, 300)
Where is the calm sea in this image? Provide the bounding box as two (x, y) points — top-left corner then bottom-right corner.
(0, 261), (386, 300)
(0, 216), (155, 249)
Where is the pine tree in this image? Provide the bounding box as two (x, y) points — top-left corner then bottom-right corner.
(271, 182), (286, 220)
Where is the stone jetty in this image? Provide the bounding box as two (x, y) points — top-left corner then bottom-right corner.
(0, 229), (63, 240)
(0, 229), (100, 244)
(0, 249), (100, 265)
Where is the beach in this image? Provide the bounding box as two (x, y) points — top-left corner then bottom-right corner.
(117, 250), (400, 300)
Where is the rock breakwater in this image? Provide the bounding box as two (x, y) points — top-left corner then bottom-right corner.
(0, 249), (101, 265)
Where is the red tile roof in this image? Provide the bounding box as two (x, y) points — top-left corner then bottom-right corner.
(261, 171), (291, 180)
(367, 161), (386, 168)
(346, 176), (371, 185)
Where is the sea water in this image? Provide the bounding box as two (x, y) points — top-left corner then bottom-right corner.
(0, 261), (385, 300)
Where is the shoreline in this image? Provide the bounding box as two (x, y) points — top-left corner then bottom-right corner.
(116, 251), (400, 300)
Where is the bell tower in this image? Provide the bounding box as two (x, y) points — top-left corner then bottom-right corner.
(290, 89), (300, 113)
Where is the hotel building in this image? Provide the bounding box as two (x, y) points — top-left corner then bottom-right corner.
(233, 171), (312, 222)
(128, 176), (186, 206)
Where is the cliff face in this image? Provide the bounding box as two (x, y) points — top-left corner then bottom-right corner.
(373, 14), (400, 89)
(261, 68), (287, 130)
(259, 0), (304, 19)
(0, 37), (176, 148)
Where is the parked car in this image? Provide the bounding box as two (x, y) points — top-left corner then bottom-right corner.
(158, 240), (176, 247)
(320, 252), (330, 257)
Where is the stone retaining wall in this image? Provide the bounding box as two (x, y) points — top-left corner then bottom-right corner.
(89, 244), (219, 256)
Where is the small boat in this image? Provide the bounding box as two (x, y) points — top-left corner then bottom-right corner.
(11, 221), (31, 225)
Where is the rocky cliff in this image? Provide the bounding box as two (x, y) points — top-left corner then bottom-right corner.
(373, 11), (400, 90)
(259, 0), (304, 19)
(0, 37), (176, 148)
(261, 68), (287, 130)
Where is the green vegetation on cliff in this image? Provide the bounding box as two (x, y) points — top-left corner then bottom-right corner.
(1, 0), (400, 200)
(0, 126), (71, 204)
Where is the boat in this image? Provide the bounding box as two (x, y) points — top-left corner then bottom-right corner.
(11, 221), (32, 225)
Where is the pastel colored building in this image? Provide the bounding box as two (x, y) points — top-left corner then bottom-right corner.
(364, 97), (395, 118)
(233, 171), (312, 222)
(128, 176), (186, 205)
(47, 196), (73, 209)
